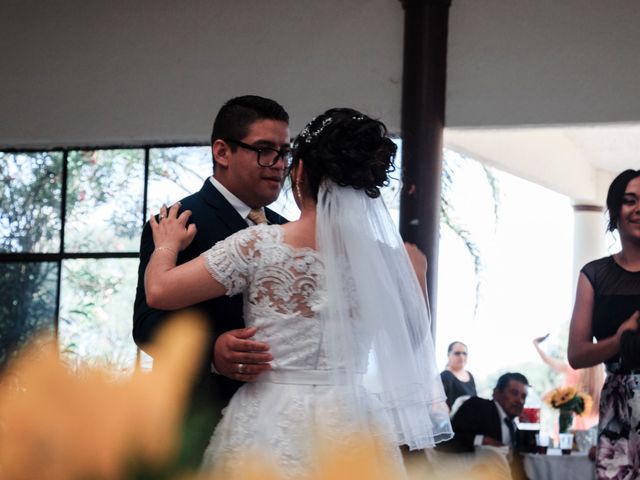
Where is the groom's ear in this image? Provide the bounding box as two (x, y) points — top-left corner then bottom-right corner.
(212, 139), (230, 168)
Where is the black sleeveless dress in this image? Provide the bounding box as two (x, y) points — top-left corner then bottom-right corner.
(440, 370), (477, 409)
(581, 256), (640, 479)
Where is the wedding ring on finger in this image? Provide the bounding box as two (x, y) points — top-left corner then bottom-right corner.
(158, 214), (165, 220)
(238, 363), (246, 374)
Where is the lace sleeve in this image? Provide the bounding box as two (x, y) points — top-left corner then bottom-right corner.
(200, 227), (262, 296)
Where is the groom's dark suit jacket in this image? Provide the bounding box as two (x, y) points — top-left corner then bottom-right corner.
(133, 179), (287, 439)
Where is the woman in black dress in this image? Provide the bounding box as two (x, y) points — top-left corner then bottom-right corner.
(440, 341), (477, 410)
(568, 169), (640, 479)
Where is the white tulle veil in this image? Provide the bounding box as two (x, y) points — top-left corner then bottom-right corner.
(316, 179), (453, 450)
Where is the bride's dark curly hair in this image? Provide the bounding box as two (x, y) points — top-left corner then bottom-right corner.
(291, 108), (397, 200)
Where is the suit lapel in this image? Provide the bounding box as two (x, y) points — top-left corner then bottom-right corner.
(265, 207), (287, 225)
(490, 402), (504, 443)
(198, 179), (288, 229)
(198, 180), (249, 232)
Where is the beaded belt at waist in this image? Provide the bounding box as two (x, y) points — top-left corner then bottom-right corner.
(258, 369), (363, 386)
(259, 369), (334, 385)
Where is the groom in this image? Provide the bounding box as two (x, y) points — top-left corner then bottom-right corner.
(133, 95), (290, 460)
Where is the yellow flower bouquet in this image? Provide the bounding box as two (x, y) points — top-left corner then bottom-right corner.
(544, 386), (593, 433)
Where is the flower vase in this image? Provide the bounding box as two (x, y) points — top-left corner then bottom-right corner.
(558, 408), (573, 434)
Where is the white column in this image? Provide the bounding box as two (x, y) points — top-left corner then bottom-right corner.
(572, 204), (606, 291)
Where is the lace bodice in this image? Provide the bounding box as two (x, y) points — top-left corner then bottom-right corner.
(202, 224), (328, 370)
(199, 225), (429, 479)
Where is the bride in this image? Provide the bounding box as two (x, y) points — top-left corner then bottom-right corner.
(145, 108), (452, 477)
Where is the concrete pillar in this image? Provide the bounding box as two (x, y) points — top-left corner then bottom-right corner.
(572, 204), (606, 290)
(398, 0), (451, 337)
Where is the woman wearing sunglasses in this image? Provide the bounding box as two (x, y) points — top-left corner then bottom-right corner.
(440, 341), (477, 410)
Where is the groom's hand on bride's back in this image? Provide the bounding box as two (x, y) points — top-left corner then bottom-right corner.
(213, 326), (273, 381)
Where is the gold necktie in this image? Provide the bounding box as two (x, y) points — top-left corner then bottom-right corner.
(247, 208), (268, 225)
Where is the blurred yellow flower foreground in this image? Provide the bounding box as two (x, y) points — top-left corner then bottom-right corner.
(0, 312), (469, 480)
(0, 312), (207, 480)
(0, 313), (406, 480)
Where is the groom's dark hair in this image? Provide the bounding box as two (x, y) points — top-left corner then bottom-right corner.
(210, 95), (289, 149)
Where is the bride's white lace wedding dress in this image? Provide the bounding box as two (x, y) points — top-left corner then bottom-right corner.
(199, 224), (405, 478)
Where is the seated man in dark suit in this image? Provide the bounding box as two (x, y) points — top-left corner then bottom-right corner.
(442, 372), (529, 452)
(436, 372), (530, 479)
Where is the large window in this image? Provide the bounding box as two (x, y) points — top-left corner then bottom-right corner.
(0, 146), (211, 372)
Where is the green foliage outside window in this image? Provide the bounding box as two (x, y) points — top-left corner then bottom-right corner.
(0, 147), (210, 373)
(1, 152), (63, 367)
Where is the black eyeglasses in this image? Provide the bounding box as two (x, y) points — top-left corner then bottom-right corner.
(452, 351), (468, 356)
(224, 138), (292, 168)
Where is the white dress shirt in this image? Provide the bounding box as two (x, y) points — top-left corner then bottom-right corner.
(473, 400), (513, 447)
(209, 176), (264, 225)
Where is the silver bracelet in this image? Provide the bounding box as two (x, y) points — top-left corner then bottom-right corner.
(154, 246), (177, 256)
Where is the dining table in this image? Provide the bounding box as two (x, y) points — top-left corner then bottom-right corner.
(522, 448), (595, 480)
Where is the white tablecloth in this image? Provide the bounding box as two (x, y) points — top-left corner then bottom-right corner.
(523, 450), (595, 480)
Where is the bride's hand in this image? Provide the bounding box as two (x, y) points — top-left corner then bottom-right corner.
(149, 202), (197, 253)
(616, 310), (640, 341)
